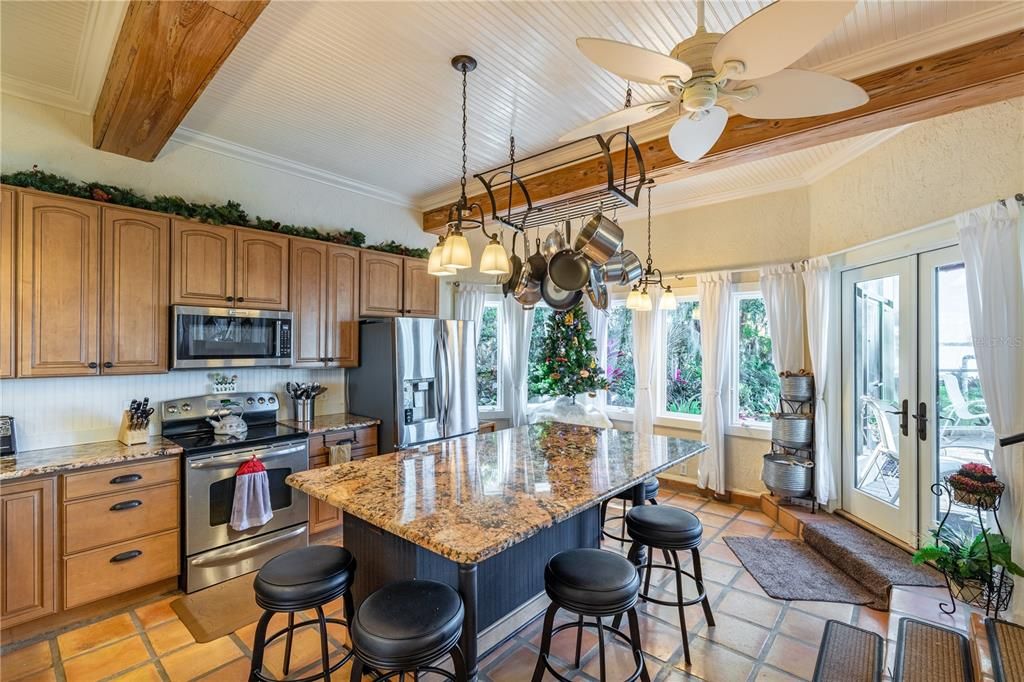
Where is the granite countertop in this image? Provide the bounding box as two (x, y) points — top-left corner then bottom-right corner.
(0, 438), (182, 481)
(278, 412), (380, 435)
(287, 422), (706, 564)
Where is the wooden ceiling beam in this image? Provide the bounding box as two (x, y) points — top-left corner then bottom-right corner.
(92, 0), (269, 162)
(422, 29), (1024, 234)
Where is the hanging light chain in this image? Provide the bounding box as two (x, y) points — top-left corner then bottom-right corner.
(459, 65), (469, 204)
(646, 184), (654, 271)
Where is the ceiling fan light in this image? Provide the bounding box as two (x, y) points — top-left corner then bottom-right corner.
(428, 238), (455, 277)
(479, 238), (510, 275)
(445, 229), (472, 270)
(659, 288), (678, 310)
(626, 285), (643, 310)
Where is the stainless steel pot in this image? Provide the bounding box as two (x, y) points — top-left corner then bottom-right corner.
(542, 276), (583, 311)
(576, 213), (624, 265)
(602, 254), (625, 284)
(502, 232), (522, 296)
(619, 250), (644, 285)
(513, 266), (542, 307)
(541, 227), (566, 260)
(771, 414), (814, 448)
(780, 374), (814, 402)
(761, 453), (814, 497)
(547, 221), (590, 291)
(586, 263), (608, 310)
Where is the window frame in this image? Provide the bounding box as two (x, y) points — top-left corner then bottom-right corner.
(477, 295), (505, 417)
(603, 294), (636, 418)
(727, 284), (774, 440)
(656, 289), (702, 427)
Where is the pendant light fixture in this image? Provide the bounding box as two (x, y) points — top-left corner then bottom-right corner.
(427, 234), (456, 276)
(626, 183), (677, 311)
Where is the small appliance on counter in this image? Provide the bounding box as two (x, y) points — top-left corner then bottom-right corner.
(0, 416), (16, 456)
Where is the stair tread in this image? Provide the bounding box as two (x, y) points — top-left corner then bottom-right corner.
(987, 617), (1024, 682)
(894, 618), (973, 682)
(812, 619), (884, 682)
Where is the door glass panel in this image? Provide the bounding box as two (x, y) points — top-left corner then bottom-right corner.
(853, 275), (902, 504)
(933, 263), (994, 531)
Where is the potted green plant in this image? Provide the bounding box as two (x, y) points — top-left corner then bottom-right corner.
(946, 463), (1005, 509)
(913, 526), (1023, 610)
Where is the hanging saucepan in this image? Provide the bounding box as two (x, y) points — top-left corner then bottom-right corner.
(603, 253), (625, 284)
(541, 228), (565, 260)
(501, 231), (522, 296)
(542, 275), (584, 311)
(513, 236), (543, 307)
(585, 263), (609, 310)
(547, 220), (591, 291)
(619, 250), (644, 285)
(527, 236), (548, 280)
(575, 212), (624, 265)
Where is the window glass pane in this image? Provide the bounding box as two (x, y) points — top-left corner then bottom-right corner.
(606, 305), (635, 409)
(665, 301), (702, 415)
(476, 305), (499, 409)
(737, 296), (780, 423)
(528, 307), (553, 401)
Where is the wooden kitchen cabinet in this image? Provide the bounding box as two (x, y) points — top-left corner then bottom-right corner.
(17, 193), (101, 377)
(0, 187), (14, 379)
(307, 426), (378, 534)
(235, 231), (289, 310)
(292, 240), (359, 367)
(403, 257), (439, 317)
(359, 252), (437, 318)
(1, 477), (57, 629)
(101, 207), (169, 374)
(170, 220), (235, 307)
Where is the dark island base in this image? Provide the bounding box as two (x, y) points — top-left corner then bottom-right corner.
(343, 507), (602, 679)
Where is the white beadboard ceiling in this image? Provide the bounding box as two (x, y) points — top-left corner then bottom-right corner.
(2, 1), (1020, 210)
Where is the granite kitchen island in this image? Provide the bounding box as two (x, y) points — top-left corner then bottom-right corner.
(287, 422), (706, 679)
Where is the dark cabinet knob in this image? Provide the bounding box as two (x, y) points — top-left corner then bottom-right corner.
(226, 296), (234, 302)
(237, 297), (245, 302)
(110, 550), (142, 563)
(103, 362), (113, 369)
(88, 362), (98, 369)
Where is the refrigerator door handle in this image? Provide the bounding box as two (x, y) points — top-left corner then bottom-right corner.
(435, 323), (449, 437)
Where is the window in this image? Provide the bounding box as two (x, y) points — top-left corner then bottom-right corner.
(476, 302), (501, 411)
(605, 304), (634, 410)
(733, 293), (780, 425)
(527, 306), (553, 402)
(662, 299), (702, 417)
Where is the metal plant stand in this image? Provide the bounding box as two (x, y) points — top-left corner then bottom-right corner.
(930, 482), (1013, 619)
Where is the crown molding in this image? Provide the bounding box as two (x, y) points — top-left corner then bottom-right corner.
(169, 127), (416, 208)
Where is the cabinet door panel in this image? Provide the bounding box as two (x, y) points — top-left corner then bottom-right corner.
(1, 477), (56, 628)
(18, 193), (101, 377)
(170, 221), (234, 306)
(290, 241), (328, 367)
(403, 257), (438, 317)
(0, 188), (14, 378)
(326, 246), (359, 366)
(102, 208), (169, 374)
(236, 232), (289, 310)
(359, 251), (404, 317)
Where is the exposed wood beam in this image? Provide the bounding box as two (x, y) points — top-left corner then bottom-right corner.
(423, 29), (1024, 233)
(92, 0), (268, 161)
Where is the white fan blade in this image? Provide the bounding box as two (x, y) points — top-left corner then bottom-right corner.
(730, 69), (868, 119)
(559, 101), (671, 142)
(668, 106), (728, 162)
(713, 0), (857, 81)
(577, 38), (692, 85)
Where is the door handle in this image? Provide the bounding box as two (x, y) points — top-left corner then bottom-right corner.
(886, 399), (909, 437)
(912, 402), (928, 442)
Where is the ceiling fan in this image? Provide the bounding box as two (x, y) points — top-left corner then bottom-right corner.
(561, 0), (868, 162)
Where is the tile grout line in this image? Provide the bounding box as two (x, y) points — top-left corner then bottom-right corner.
(128, 608), (172, 681)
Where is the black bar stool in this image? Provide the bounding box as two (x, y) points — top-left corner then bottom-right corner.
(624, 505), (715, 666)
(249, 545), (357, 682)
(600, 478), (659, 545)
(532, 548), (650, 682)
(349, 579), (468, 681)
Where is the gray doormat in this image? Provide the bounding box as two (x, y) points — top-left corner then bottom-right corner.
(811, 619), (884, 682)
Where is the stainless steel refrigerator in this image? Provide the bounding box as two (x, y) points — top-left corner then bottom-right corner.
(347, 318), (478, 451)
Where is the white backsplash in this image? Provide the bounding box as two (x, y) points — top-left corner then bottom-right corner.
(0, 368), (348, 452)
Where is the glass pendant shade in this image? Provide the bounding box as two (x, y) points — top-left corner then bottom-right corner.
(626, 286), (642, 310)
(443, 229), (472, 270)
(637, 289), (653, 312)
(479, 238), (510, 275)
(428, 240), (455, 276)
(659, 288), (678, 310)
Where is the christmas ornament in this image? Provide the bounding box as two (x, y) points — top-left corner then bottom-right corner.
(580, 369), (590, 378)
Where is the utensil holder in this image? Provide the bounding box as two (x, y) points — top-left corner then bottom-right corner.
(293, 398), (315, 423)
(117, 411), (149, 446)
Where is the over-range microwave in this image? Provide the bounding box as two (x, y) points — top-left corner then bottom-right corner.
(171, 306), (293, 369)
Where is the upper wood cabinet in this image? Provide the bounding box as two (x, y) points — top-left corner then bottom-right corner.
(403, 257), (439, 318)
(358, 252), (436, 318)
(291, 240), (359, 367)
(101, 207), (169, 374)
(235, 231), (289, 310)
(326, 246), (360, 366)
(18, 193), (101, 377)
(170, 221), (235, 307)
(1, 477), (57, 629)
(0, 188), (14, 379)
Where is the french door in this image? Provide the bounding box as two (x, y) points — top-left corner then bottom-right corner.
(841, 246), (994, 547)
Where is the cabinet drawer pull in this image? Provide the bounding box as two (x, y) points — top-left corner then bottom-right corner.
(110, 550), (143, 563)
(110, 499), (143, 511)
(110, 473), (142, 485)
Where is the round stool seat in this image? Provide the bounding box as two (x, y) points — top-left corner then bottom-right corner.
(254, 545), (356, 611)
(351, 580), (464, 670)
(614, 478), (659, 502)
(545, 548), (640, 617)
(626, 505), (703, 549)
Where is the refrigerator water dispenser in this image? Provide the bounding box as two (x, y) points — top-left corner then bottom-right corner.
(402, 379), (437, 425)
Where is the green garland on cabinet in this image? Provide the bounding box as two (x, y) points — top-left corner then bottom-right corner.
(1, 166), (430, 258)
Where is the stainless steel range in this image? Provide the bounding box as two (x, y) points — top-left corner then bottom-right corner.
(161, 392), (309, 592)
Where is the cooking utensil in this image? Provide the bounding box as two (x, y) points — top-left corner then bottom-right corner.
(619, 250), (644, 284)
(576, 212), (624, 265)
(585, 263), (609, 310)
(526, 237), (548, 280)
(542, 275), (584, 311)
(547, 220), (590, 291)
(513, 264), (543, 307)
(602, 254), (625, 284)
(541, 228), (566, 260)
(502, 232), (522, 296)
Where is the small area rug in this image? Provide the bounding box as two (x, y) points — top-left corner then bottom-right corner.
(171, 572), (262, 642)
(724, 517), (944, 610)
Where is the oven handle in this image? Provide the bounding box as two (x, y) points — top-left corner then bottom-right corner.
(188, 444), (306, 469)
(188, 525), (307, 567)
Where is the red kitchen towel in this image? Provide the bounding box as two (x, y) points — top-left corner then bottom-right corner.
(230, 457), (273, 531)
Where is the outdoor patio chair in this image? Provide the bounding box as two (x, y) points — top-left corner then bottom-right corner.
(857, 396), (901, 504)
(939, 372), (993, 463)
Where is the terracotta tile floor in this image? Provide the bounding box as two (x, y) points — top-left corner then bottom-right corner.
(0, 490), (984, 681)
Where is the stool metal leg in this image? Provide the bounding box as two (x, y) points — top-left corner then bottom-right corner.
(625, 608), (651, 682)
(249, 610), (274, 682)
(531, 602), (559, 682)
(692, 548), (715, 627)
(669, 550), (691, 665)
(449, 644), (469, 682)
(349, 659), (365, 682)
(595, 616), (607, 682)
(642, 547), (655, 596)
(315, 606), (332, 682)
(573, 614), (584, 668)
(283, 612), (296, 676)
(343, 590), (356, 626)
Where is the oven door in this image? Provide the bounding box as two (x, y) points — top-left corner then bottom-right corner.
(172, 305), (292, 369)
(184, 440), (309, 556)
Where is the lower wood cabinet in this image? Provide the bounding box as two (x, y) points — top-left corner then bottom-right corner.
(63, 530), (178, 610)
(307, 426), (378, 534)
(0, 477), (57, 628)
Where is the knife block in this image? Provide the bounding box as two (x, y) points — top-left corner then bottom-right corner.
(117, 411), (149, 446)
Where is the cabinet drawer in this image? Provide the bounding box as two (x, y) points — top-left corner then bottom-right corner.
(321, 426), (377, 448)
(63, 458), (178, 501)
(63, 483), (179, 555)
(352, 446), (377, 461)
(64, 530), (178, 609)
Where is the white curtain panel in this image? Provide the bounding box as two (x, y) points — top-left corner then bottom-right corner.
(759, 264), (806, 373)
(802, 256), (837, 506)
(501, 296), (535, 427)
(697, 272), (734, 495)
(956, 202), (1024, 622)
(454, 283), (489, 346)
(583, 297), (609, 412)
(631, 288), (662, 433)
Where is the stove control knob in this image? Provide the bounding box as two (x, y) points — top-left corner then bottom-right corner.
(166, 405), (178, 414)
(257, 397), (266, 405)
(267, 396), (276, 404)
(246, 397), (255, 406)
(181, 403), (191, 412)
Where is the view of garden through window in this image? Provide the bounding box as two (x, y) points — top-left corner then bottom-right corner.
(664, 300), (702, 415)
(605, 305), (634, 409)
(476, 304), (499, 409)
(737, 296), (781, 423)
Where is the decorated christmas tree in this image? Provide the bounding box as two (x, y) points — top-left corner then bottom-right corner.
(528, 303), (610, 401)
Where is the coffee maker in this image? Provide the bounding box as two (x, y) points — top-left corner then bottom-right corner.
(0, 416), (16, 456)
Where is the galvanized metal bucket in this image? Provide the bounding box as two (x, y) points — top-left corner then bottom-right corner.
(761, 453), (814, 497)
(771, 414), (813, 448)
(780, 374), (814, 402)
